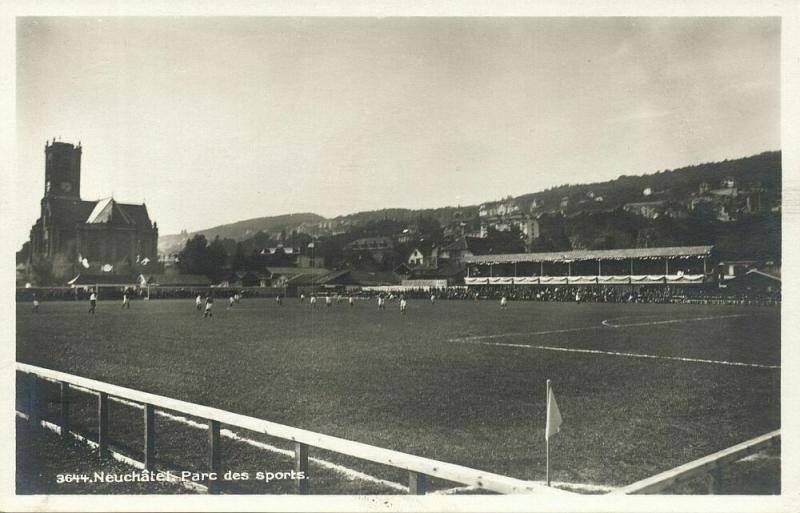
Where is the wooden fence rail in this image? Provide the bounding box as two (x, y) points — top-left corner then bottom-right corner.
(612, 430), (780, 494)
(16, 362), (570, 496)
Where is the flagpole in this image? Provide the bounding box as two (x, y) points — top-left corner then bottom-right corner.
(546, 378), (551, 487)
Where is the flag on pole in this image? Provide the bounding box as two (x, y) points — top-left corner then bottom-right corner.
(545, 384), (562, 440)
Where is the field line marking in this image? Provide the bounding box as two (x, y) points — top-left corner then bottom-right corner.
(450, 340), (780, 369)
(69, 390), (410, 493)
(450, 313), (756, 343)
(601, 313), (752, 328)
(15, 411), (207, 493)
(432, 480), (617, 495)
(64, 385), (610, 493)
(452, 325), (604, 342)
(155, 409), (410, 493)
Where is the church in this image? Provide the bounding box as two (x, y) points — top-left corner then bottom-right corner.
(28, 140), (158, 266)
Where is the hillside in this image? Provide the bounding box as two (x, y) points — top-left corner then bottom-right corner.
(159, 213), (324, 254)
(160, 151), (781, 259)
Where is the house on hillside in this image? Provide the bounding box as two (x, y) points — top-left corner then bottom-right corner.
(407, 240), (439, 268)
(395, 226), (419, 244)
(623, 201), (666, 219)
(297, 254), (325, 268)
(344, 237), (395, 262)
(439, 236), (494, 264)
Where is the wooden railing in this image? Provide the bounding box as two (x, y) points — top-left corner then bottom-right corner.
(16, 363), (571, 496)
(612, 430), (780, 494)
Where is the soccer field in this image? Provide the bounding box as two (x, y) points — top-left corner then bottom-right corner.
(16, 298), (780, 493)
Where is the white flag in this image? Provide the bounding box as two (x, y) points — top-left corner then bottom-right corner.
(545, 386), (562, 440)
(81, 258), (90, 269)
(140, 257), (151, 265)
(102, 264), (113, 272)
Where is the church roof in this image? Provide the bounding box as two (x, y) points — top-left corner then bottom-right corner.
(86, 198), (134, 224)
(121, 203), (154, 228)
(43, 196), (153, 229)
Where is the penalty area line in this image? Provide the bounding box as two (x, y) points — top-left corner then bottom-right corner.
(452, 314), (756, 344)
(449, 339), (780, 370)
(601, 313), (752, 328)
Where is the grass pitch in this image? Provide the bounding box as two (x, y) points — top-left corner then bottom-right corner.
(16, 297), (780, 493)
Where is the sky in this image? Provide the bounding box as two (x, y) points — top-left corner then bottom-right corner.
(14, 17), (780, 245)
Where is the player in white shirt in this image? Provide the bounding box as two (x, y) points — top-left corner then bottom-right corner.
(195, 294), (203, 311)
(349, 296), (354, 307)
(430, 293), (436, 305)
(326, 295), (332, 307)
(121, 290), (131, 309)
(204, 296), (214, 317)
(400, 296), (407, 314)
(228, 295), (235, 309)
(88, 290), (97, 314)
(500, 296), (508, 308)
(310, 295), (317, 307)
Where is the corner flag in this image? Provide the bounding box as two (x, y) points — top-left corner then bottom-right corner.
(545, 382), (562, 440)
(545, 379), (562, 486)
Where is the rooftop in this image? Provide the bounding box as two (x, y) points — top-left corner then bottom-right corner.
(463, 245), (714, 264)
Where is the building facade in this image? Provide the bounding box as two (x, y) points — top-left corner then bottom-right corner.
(28, 141), (158, 265)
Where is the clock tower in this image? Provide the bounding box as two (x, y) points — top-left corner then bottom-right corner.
(44, 140), (81, 199)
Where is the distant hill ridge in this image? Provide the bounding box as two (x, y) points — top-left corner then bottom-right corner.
(159, 213), (324, 254)
(159, 150), (780, 253)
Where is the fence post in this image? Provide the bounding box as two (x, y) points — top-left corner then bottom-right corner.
(408, 471), (427, 495)
(294, 442), (309, 494)
(706, 465), (722, 494)
(28, 374), (40, 429)
(208, 420), (221, 494)
(144, 404), (155, 470)
(98, 392), (109, 457)
(60, 382), (70, 438)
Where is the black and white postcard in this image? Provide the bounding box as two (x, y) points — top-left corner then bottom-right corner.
(2, 1), (798, 512)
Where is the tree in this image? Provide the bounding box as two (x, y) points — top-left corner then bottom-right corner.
(30, 256), (54, 286)
(177, 235), (209, 274)
(231, 242), (247, 272)
(206, 237), (228, 277)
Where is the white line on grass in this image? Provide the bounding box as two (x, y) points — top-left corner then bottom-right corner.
(449, 339), (780, 369)
(601, 313), (752, 328)
(451, 313), (754, 344)
(15, 411), (207, 493)
(432, 480), (617, 495)
(63, 384), (613, 493)
(66, 384), (409, 493)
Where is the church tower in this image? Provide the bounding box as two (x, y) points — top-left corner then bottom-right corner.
(44, 140), (81, 199)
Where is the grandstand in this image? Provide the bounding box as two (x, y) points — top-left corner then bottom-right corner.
(463, 245), (713, 286)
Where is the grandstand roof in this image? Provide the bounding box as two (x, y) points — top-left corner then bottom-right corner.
(463, 245), (713, 264)
(265, 267), (330, 276)
(286, 269), (350, 287)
